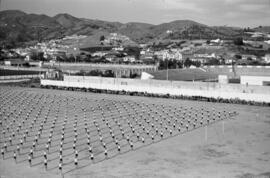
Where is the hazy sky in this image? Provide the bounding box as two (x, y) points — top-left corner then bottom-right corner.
(1, 0), (270, 27)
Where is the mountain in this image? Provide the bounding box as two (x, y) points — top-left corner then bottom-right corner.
(253, 26), (270, 33)
(53, 13), (82, 28)
(0, 10), (245, 47)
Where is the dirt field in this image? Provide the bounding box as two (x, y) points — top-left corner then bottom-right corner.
(0, 86), (269, 178)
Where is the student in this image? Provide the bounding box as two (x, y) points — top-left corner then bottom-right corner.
(75, 150), (78, 158)
(104, 149), (108, 158)
(20, 139), (23, 145)
(60, 147), (63, 155)
(59, 162), (62, 171)
(88, 146), (92, 153)
(44, 151), (47, 159)
(1, 148), (4, 158)
(30, 148), (33, 157)
(160, 132), (163, 138)
(44, 158), (48, 170)
(17, 145), (20, 153)
(74, 157), (78, 166)
(141, 137), (145, 143)
(46, 143), (49, 151)
(90, 153), (94, 160)
(13, 151), (17, 162)
(136, 133), (140, 140)
(59, 155), (63, 163)
(48, 138), (52, 146)
(4, 142), (7, 151)
(28, 155), (32, 166)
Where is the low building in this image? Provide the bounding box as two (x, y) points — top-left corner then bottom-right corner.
(123, 55), (136, 63)
(4, 59), (29, 66)
(263, 54), (270, 63)
(92, 51), (108, 57)
(162, 50), (183, 61)
(241, 75), (270, 86)
(242, 54), (257, 61)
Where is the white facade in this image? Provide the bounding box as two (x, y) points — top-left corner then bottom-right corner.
(162, 50), (183, 61)
(218, 75), (228, 84)
(263, 54), (270, 63)
(241, 76), (270, 86)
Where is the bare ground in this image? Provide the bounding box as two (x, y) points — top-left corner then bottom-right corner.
(0, 87), (269, 178)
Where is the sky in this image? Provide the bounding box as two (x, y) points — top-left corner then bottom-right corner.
(1, 0), (270, 27)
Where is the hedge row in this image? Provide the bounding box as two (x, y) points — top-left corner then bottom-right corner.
(40, 85), (270, 107)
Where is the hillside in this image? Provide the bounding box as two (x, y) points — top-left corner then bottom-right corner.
(0, 10), (245, 47)
(253, 26), (270, 33)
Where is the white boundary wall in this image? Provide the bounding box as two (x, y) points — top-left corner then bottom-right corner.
(0, 74), (42, 80)
(41, 76), (270, 102)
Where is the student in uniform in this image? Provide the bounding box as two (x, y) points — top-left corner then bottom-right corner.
(74, 157), (78, 167)
(13, 151), (17, 162)
(44, 158), (48, 170)
(1, 148), (4, 158)
(59, 162), (62, 172)
(43, 151), (47, 159)
(90, 153), (94, 161)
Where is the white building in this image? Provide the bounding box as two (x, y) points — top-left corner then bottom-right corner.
(92, 51), (108, 57)
(123, 55), (136, 63)
(241, 76), (270, 86)
(162, 50), (183, 61)
(263, 54), (270, 63)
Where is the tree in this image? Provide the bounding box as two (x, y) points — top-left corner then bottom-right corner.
(234, 54), (242, 60)
(103, 70), (115, 77)
(100, 35), (105, 41)
(184, 58), (192, 68)
(233, 37), (244, 46)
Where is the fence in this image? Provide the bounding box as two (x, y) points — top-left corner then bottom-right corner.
(41, 76), (270, 103)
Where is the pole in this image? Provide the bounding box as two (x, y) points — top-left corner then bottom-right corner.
(166, 58), (168, 81)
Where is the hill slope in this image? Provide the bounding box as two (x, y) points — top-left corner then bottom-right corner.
(0, 10), (244, 46)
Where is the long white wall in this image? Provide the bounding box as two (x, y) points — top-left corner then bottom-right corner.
(41, 76), (270, 103)
(0, 74), (42, 80)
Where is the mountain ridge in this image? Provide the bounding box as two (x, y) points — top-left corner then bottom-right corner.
(0, 10), (263, 46)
